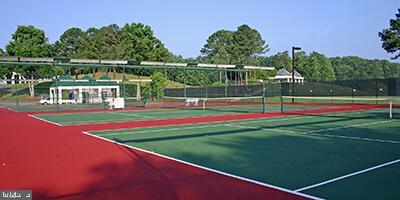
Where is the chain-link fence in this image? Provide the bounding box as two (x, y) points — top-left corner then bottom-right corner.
(2, 73), (400, 112)
(165, 78), (400, 105)
(0, 76), (146, 112)
(281, 78), (400, 98)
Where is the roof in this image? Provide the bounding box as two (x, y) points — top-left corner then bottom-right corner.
(58, 75), (73, 80)
(99, 75), (111, 80)
(276, 68), (303, 77)
(81, 75), (93, 80)
(50, 79), (118, 87)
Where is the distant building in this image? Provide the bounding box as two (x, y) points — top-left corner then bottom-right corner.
(1, 72), (28, 84)
(48, 75), (120, 104)
(271, 68), (304, 83)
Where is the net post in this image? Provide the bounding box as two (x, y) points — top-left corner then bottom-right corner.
(202, 99), (206, 111)
(390, 100), (393, 120)
(280, 96), (284, 113)
(262, 82), (266, 113)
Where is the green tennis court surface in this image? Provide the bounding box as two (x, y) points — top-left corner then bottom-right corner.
(34, 104), (326, 126)
(90, 109), (400, 200)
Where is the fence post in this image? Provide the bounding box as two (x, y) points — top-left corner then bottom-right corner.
(55, 78), (59, 111)
(184, 68), (187, 97)
(375, 79), (378, 104)
(224, 68), (228, 97)
(15, 82), (19, 112)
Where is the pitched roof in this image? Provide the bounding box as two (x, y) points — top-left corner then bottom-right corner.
(99, 75), (111, 80)
(276, 68), (303, 77)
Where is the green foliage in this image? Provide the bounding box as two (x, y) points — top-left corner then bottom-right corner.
(210, 82), (225, 86)
(0, 47), (11, 77)
(79, 25), (120, 59)
(263, 50), (336, 81)
(330, 56), (397, 80)
(257, 69), (277, 81)
(117, 23), (173, 61)
(248, 77), (258, 84)
(308, 52), (335, 81)
(379, 9), (400, 59)
(0, 66), (12, 77)
(54, 27), (85, 57)
(263, 51), (291, 70)
(144, 71), (166, 99)
(201, 24), (268, 65)
(201, 30), (234, 64)
(6, 25), (52, 57)
(5, 25), (53, 79)
(2, 23), (400, 84)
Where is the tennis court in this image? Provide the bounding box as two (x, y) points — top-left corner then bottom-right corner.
(87, 108), (400, 200)
(33, 103), (327, 126)
(7, 95), (400, 199)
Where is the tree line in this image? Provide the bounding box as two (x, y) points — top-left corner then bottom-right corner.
(1, 13), (400, 86)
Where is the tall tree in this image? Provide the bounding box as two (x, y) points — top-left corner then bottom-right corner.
(0, 48), (11, 77)
(305, 52), (335, 81)
(54, 27), (85, 57)
(379, 9), (400, 59)
(201, 30), (234, 64)
(6, 25), (52, 57)
(117, 23), (173, 61)
(232, 25), (269, 65)
(201, 24), (268, 65)
(79, 24), (121, 59)
(6, 25), (53, 96)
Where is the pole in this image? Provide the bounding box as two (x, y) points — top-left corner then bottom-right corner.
(205, 71), (208, 98)
(389, 100), (393, 120)
(262, 82), (266, 113)
(56, 78), (59, 111)
(375, 79), (378, 104)
(123, 65), (126, 99)
(292, 47), (295, 103)
(184, 68), (187, 97)
(15, 82), (19, 112)
(225, 68), (228, 97)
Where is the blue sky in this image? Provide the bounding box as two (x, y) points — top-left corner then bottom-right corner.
(1, 0), (399, 60)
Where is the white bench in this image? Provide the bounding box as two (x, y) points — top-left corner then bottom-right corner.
(185, 98), (199, 106)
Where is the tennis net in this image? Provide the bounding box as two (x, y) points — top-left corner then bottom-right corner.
(161, 96), (266, 113)
(281, 96), (400, 119)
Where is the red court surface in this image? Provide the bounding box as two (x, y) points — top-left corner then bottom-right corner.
(0, 107), (314, 200)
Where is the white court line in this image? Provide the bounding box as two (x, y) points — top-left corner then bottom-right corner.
(96, 115), (313, 137)
(306, 120), (392, 134)
(295, 158), (400, 192)
(50, 109), (242, 126)
(37, 104), (381, 127)
(0, 106), (18, 113)
(81, 131), (322, 200)
(28, 114), (63, 126)
(95, 109), (391, 137)
(233, 120), (399, 144)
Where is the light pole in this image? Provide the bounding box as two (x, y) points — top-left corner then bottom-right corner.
(292, 46), (301, 103)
